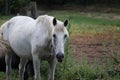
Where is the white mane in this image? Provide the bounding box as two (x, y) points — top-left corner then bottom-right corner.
(36, 15), (63, 28)
(36, 15), (54, 28)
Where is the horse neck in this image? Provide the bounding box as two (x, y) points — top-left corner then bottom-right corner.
(35, 15), (54, 44)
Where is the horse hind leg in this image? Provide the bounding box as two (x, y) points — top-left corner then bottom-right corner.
(5, 53), (12, 80)
(19, 58), (28, 80)
(24, 60), (34, 80)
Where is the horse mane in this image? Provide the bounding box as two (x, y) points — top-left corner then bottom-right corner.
(36, 15), (54, 28)
(36, 15), (65, 31)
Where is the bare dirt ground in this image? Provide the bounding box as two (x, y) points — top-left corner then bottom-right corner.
(71, 32), (120, 64)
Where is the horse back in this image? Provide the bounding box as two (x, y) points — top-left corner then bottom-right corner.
(1, 16), (34, 41)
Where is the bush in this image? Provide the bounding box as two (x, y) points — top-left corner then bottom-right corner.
(0, 0), (30, 14)
(10, 0), (30, 14)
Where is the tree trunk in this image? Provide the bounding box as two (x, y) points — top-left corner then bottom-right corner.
(5, 0), (9, 15)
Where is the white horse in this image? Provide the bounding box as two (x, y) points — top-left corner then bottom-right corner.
(1, 15), (69, 80)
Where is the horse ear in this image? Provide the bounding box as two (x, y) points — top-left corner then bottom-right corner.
(64, 20), (68, 27)
(53, 18), (57, 26)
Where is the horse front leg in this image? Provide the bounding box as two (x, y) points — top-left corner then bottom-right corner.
(32, 53), (41, 80)
(19, 58), (28, 80)
(48, 58), (57, 80)
(5, 53), (12, 80)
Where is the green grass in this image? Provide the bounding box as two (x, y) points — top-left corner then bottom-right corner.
(0, 11), (120, 80)
(0, 15), (13, 25)
(48, 11), (120, 35)
(48, 11), (120, 26)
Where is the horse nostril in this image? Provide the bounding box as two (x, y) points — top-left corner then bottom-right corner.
(56, 53), (64, 62)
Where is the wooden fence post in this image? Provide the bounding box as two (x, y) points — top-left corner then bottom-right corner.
(30, 1), (37, 19)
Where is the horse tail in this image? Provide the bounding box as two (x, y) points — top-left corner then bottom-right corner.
(0, 21), (11, 43)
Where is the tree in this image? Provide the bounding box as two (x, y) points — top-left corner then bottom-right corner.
(5, 0), (10, 15)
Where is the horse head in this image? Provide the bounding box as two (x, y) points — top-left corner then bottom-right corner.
(51, 18), (69, 62)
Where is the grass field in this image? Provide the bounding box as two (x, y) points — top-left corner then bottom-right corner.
(0, 10), (120, 80)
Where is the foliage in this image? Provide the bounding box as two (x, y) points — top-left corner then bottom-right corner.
(0, 0), (30, 14)
(10, 0), (30, 14)
(104, 43), (120, 78)
(0, 0), (120, 15)
(36, 0), (120, 5)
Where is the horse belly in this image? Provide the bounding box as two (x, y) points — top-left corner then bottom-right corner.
(9, 31), (32, 59)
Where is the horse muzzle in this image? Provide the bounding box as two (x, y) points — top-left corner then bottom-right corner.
(56, 53), (64, 62)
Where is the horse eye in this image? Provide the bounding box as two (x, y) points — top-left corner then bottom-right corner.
(53, 34), (56, 38)
(64, 34), (67, 39)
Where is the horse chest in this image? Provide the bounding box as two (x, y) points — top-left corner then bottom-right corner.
(41, 54), (55, 61)
(34, 41), (55, 60)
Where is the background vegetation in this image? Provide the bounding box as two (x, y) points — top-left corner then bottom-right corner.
(0, 0), (120, 15)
